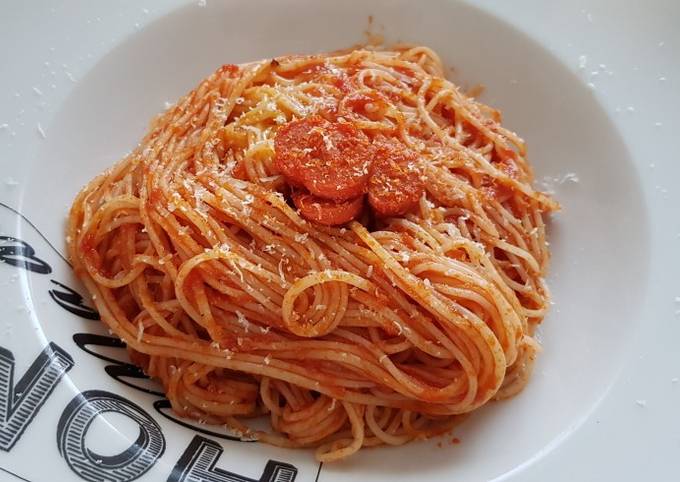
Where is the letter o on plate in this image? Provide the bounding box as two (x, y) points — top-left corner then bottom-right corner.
(57, 390), (165, 482)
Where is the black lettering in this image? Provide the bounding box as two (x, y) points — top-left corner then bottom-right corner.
(49, 280), (99, 320)
(72, 333), (126, 364)
(72, 333), (163, 396)
(0, 236), (51, 274)
(105, 364), (164, 397)
(0, 343), (73, 451)
(154, 400), (254, 443)
(168, 435), (297, 482)
(57, 390), (165, 482)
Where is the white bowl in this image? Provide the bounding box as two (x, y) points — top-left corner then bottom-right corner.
(1, 1), (678, 481)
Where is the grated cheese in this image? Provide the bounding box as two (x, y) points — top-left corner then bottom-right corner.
(235, 311), (250, 332)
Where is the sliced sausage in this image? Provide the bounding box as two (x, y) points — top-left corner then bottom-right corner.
(274, 116), (372, 201)
(273, 116), (324, 188)
(292, 191), (364, 226)
(368, 137), (424, 217)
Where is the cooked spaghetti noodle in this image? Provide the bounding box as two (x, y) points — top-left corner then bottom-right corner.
(67, 45), (558, 462)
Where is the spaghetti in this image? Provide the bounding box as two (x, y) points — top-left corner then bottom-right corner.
(67, 45), (558, 462)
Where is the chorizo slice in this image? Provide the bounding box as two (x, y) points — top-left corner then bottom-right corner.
(275, 116), (372, 201)
(292, 191), (364, 226)
(368, 137), (424, 217)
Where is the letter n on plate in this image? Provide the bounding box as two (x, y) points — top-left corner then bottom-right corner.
(0, 342), (73, 451)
